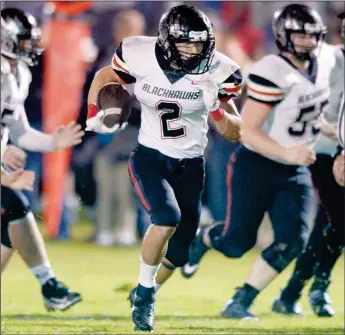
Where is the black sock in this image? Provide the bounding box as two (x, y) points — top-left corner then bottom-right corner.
(136, 284), (155, 301)
(235, 283), (259, 307)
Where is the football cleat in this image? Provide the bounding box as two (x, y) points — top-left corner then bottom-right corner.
(128, 287), (136, 308)
(221, 287), (258, 320)
(131, 286), (155, 331)
(309, 289), (335, 317)
(221, 300), (258, 320)
(42, 278), (82, 311)
(272, 297), (303, 316)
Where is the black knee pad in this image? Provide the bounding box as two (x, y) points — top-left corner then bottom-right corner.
(165, 218), (199, 267)
(210, 223), (252, 258)
(1, 214), (12, 249)
(262, 239), (305, 273)
(165, 240), (189, 267)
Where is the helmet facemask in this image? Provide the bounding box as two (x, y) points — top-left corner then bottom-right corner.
(17, 26), (44, 66)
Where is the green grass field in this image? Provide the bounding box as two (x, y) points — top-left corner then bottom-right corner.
(1, 222), (344, 334)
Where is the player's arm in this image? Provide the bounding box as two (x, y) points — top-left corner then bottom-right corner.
(210, 99), (242, 142)
(7, 106), (83, 152)
(241, 99), (286, 159)
(87, 41), (135, 120)
(7, 105), (55, 151)
(197, 68), (243, 142)
(242, 74), (315, 165)
(320, 56), (344, 139)
(241, 73), (287, 159)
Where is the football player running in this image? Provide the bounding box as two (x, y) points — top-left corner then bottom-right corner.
(273, 11), (344, 317)
(182, 4), (333, 320)
(1, 8), (83, 311)
(86, 5), (243, 331)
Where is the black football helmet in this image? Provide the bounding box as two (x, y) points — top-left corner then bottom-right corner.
(273, 4), (327, 61)
(157, 5), (215, 74)
(1, 8), (44, 66)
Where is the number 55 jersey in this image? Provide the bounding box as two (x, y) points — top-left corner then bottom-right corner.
(244, 48), (335, 161)
(111, 36), (242, 159)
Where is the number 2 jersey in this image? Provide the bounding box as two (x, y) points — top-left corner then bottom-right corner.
(111, 36), (242, 159)
(244, 49), (335, 163)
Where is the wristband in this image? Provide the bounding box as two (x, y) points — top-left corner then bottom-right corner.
(87, 103), (98, 119)
(210, 108), (225, 121)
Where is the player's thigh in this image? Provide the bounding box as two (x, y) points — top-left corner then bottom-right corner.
(128, 146), (180, 226)
(1, 186), (31, 222)
(268, 167), (315, 247)
(312, 155), (344, 236)
(216, 147), (274, 253)
(1, 214), (12, 249)
(169, 157), (205, 245)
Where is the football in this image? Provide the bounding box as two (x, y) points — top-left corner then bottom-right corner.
(96, 82), (131, 128)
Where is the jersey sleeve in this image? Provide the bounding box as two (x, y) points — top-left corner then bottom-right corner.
(218, 68), (243, 102)
(246, 73), (285, 106)
(111, 42), (136, 84)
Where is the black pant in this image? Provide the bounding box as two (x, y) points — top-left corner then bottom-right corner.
(211, 145), (313, 259)
(1, 186), (31, 248)
(128, 144), (205, 267)
(282, 154), (344, 299)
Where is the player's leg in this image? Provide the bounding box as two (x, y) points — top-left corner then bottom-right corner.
(1, 186), (81, 311)
(255, 167), (315, 314)
(308, 156), (344, 317)
(272, 205), (327, 315)
(157, 155), (205, 283)
(1, 214), (14, 272)
(222, 165), (315, 320)
(182, 147), (270, 280)
(128, 145), (181, 331)
(128, 155), (206, 303)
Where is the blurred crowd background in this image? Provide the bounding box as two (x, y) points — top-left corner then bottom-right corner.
(1, 1), (344, 247)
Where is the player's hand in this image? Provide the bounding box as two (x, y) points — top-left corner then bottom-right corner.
(85, 111), (127, 134)
(2, 145), (27, 170)
(2, 169), (35, 191)
(192, 80), (220, 112)
(320, 115), (337, 139)
(53, 121), (84, 150)
(332, 151), (344, 186)
(282, 143), (316, 166)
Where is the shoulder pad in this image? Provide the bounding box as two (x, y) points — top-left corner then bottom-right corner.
(209, 51), (241, 85)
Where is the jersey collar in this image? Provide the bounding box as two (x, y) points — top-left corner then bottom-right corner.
(155, 43), (186, 84)
(278, 53), (318, 84)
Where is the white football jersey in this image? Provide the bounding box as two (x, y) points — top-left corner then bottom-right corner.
(244, 51), (334, 163)
(111, 36), (242, 159)
(1, 57), (32, 153)
(314, 44), (344, 154)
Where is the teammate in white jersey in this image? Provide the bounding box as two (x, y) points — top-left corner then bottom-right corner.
(1, 49), (35, 190)
(1, 8), (83, 311)
(183, 4), (333, 320)
(86, 5), (242, 331)
(273, 11), (344, 317)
